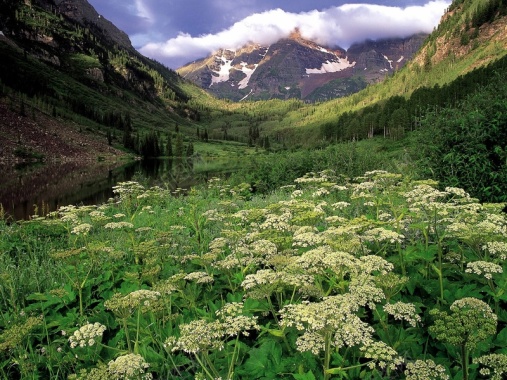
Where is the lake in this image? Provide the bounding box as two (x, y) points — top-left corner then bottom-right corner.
(0, 157), (232, 220)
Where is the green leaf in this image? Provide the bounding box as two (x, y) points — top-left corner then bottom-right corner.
(293, 370), (316, 380)
(326, 367), (349, 376)
(266, 328), (286, 337)
(494, 327), (507, 346)
(404, 244), (438, 263)
(241, 340), (284, 379)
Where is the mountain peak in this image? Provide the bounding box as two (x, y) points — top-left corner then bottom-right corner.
(42, 0), (132, 49)
(288, 28), (303, 41)
(177, 33), (426, 102)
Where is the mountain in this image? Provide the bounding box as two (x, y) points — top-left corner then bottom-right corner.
(177, 30), (427, 102)
(0, 0), (214, 162)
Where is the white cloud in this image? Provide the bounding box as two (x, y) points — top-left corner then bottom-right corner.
(134, 0), (155, 23)
(140, 1), (449, 68)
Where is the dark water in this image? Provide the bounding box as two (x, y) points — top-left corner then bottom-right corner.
(0, 158), (223, 220)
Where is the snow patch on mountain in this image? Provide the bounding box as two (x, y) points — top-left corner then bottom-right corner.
(210, 50), (235, 87)
(238, 62), (258, 89)
(306, 57), (355, 74)
(383, 55), (393, 69)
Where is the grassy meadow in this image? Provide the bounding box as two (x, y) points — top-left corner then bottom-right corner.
(1, 152), (507, 379)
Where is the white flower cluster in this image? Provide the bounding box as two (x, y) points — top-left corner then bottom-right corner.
(331, 201), (350, 210)
(105, 290), (161, 314)
(294, 170), (334, 184)
(171, 308), (259, 354)
(292, 227), (325, 248)
(104, 221), (134, 229)
(350, 181), (376, 199)
(465, 260), (503, 279)
(69, 322), (106, 348)
(362, 227), (405, 244)
(184, 271), (214, 284)
(291, 190), (304, 198)
(383, 301), (421, 327)
(482, 241), (507, 260)
(474, 353), (507, 380)
(403, 184), (447, 204)
(360, 341), (403, 371)
(259, 211), (292, 231)
(202, 209), (224, 221)
(312, 188), (330, 198)
(404, 359), (449, 380)
(108, 353), (152, 380)
(71, 223), (92, 235)
(112, 181), (145, 198)
(241, 269), (314, 299)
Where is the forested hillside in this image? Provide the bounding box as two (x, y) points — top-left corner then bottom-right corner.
(0, 0), (218, 159)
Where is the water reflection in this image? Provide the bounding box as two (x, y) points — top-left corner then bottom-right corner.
(0, 158), (222, 220)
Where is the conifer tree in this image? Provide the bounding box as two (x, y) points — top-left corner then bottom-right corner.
(166, 133), (173, 157)
(174, 134), (184, 157)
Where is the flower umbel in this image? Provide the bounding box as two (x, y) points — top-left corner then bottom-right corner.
(107, 353), (152, 380)
(69, 322), (106, 348)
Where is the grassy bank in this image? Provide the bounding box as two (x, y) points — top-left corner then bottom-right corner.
(1, 166), (507, 379)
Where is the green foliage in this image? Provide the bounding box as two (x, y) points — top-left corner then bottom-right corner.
(2, 169), (507, 379)
(417, 71), (507, 202)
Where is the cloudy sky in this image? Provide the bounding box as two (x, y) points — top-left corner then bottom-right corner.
(87, 0), (450, 69)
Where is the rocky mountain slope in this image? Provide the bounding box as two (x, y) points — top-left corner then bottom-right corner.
(0, 0), (211, 161)
(177, 30), (427, 102)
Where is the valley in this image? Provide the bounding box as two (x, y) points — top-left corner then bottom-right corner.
(1, 0), (507, 379)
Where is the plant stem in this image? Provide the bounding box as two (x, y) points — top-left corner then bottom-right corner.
(227, 335), (240, 380)
(324, 332), (332, 380)
(134, 307), (141, 354)
(194, 353), (215, 380)
(122, 318), (132, 353)
(461, 344), (469, 380)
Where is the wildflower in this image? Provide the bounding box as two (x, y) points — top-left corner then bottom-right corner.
(331, 201), (350, 210)
(104, 221), (134, 229)
(259, 211), (292, 231)
(292, 226), (325, 248)
(474, 353), (507, 380)
(0, 316), (42, 351)
(403, 184), (447, 204)
(69, 322), (106, 349)
(135, 226), (153, 233)
(89, 210), (110, 223)
(383, 302), (421, 327)
(108, 353), (152, 380)
(333, 314), (375, 349)
(445, 186), (470, 199)
(348, 275), (385, 309)
(362, 227), (405, 245)
(312, 188), (330, 198)
(105, 290), (161, 316)
(360, 341), (403, 371)
(404, 359), (449, 380)
(113, 213), (126, 218)
(173, 319), (224, 353)
(184, 271), (214, 284)
(429, 297), (497, 351)
(295, 332), (326, 355)
(465, 261), (503, 279)
(357, 255), (394, 276)
(482, 241), (507, 260)
(112, 181), (145, 198)
(202, 209), (224, 221)
(291, 190), (304, 198)
(71, 223), (93, 235)
(61, 213), (79, 224)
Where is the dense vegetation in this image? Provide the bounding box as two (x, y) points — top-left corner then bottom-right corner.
(2, 0), (507, 378)
(2, 170), (507, 379)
